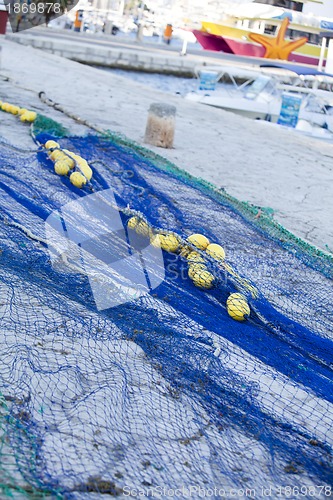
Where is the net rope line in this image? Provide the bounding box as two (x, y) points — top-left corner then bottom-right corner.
(38, 91), (104, 134)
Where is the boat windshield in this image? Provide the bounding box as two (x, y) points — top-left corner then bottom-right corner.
(244, 75), (277, 99)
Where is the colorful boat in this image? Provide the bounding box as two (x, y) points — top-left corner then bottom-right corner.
(193, 0), (333, 67)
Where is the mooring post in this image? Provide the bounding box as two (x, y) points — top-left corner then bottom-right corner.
(144, 102), (176, 149)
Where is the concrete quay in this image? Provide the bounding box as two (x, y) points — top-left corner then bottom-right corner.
(6, 32), (208, 76)
(5, 28), (267, 79)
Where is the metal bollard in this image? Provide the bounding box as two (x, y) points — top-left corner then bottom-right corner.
(144, 103), (176, 149)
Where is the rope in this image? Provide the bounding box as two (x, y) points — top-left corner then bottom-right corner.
(0, 137), (38, 154)
(38, 91), (104, 133)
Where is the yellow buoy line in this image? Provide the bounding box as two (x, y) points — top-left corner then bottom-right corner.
(126, 217), (257, 321)
(44, 140), (93, 188)
(0, 99), (256, 321)
(0, 100), (37, 123)
(0, 100), (92, 188)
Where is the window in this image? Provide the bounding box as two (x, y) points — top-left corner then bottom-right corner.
(255, 0), (303, 11)
(308, 33), (319, 45)
(264, 24), (277, 35)
(286, 28), (317, 44)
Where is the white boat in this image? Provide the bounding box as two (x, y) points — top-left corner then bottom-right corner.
(186, 63), (333, 135)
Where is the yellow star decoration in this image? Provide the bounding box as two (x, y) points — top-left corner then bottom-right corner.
(249, 18), (308, 60)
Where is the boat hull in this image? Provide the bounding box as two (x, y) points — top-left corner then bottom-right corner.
(186, 91), (280, 122)
(193, 30), (322, 67)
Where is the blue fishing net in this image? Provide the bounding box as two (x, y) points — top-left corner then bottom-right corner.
(0, 125), (332, 498)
